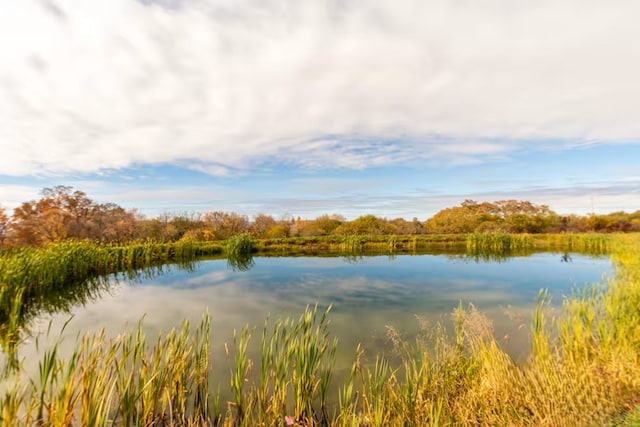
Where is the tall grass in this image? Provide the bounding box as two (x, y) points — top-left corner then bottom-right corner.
(255, 234), (468, 255)
(466, 232), (613, 260)
(255, 233), (612, 257)
(225, 233), (253, 257)
(225, 234), (255, 272)
(0, 306), (339, 426)
(466, 232), (534, 252)
(339, 236), (364, 254)
(225, 305), (337, 426)
(542, 233), (612, 254)
(0, 240), (223, 299)
(1, 314), (215, 427)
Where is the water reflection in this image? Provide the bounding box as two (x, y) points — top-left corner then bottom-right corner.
(226, 253), (255, 271)
(0, 262), (200, 370)
(2, 250), (613, 379)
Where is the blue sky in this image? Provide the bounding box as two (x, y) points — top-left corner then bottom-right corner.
(1, 0), (639, 220)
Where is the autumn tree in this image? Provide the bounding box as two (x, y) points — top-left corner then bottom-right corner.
(313, 214), (345, 235)
(167, 213), (204, 240)
(204, 211), (249, 239)
(10, 197), (67, 245)
(424, 200), (497, 234)
(91, 203), (139, 242)
(495, 201), (556, 233)
(134, 213), (202, 242)
(582, 211), (640, 232)
(47, 186), (94, 239)
(388, 217), (425, 235)
(250, 214), (277, 238)
(136, 218), (166, 241)
(0, 206), (9, 247)
(335, 215), (394, 235)
(264, 224), (289, 238)
(290, 218), (321, 237)
(425, 200), (558, 234)
(7, 186), (138, 246)
(631, 211), (640, 231)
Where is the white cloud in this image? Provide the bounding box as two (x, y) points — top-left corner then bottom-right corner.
(1, 0), (640, 176)
(2, 174), (638, 219)
(0, 185), (42, 210)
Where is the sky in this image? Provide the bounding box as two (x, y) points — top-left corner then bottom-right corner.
(1, 0), (639, 220)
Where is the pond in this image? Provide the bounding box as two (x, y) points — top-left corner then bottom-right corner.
(15, 250), (612, 398)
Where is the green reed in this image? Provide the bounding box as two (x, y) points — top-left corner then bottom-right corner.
(386, 235), (398, 253)
(542, 233), (612, 254)
(0, 240), (223, 291)
(224, 305), (337, 426)
(225, 234), (255, 272)
(1, 313), (215, 427)
(340, 236), (363, 254)
(255, 234), (467, 255)
(225, 233), (254, 257)
(226, 253), (255, 272)
(466, 232), (534, 253)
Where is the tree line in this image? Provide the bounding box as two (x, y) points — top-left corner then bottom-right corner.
(0, 186), (639, 248)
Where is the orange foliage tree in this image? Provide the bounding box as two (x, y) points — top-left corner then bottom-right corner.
(7, 186), (138, 246)
(0, 206), (9, 247)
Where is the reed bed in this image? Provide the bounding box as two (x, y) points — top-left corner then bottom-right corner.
(338, 236), (364, 254)
(0, 240), (223, 298)
(224, 234), (255, 271)
(466, 233), (535, 253)
(224, 234), (254, 257)
(0, 306), (339, 427)
(466, 232), (614, 258)
(225, 305), (337, 426)
(254, 234), (467, 254)
(255, 233), (612, 257)
(0, 314), (215, 427)
(540, 233), (612, 254)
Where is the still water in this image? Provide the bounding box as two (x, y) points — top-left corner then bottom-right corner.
(21, 251), (612, 384)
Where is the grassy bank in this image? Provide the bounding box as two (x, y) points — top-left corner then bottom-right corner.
(1, 233), (637, 425)
(252, 232), (613, 257)
(466, 232), (612, 254)
(0, 240), (224, 367)
(252, 233), (467, 255)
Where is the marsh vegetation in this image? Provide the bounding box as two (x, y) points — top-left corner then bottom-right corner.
(0, 233), (638, 425)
